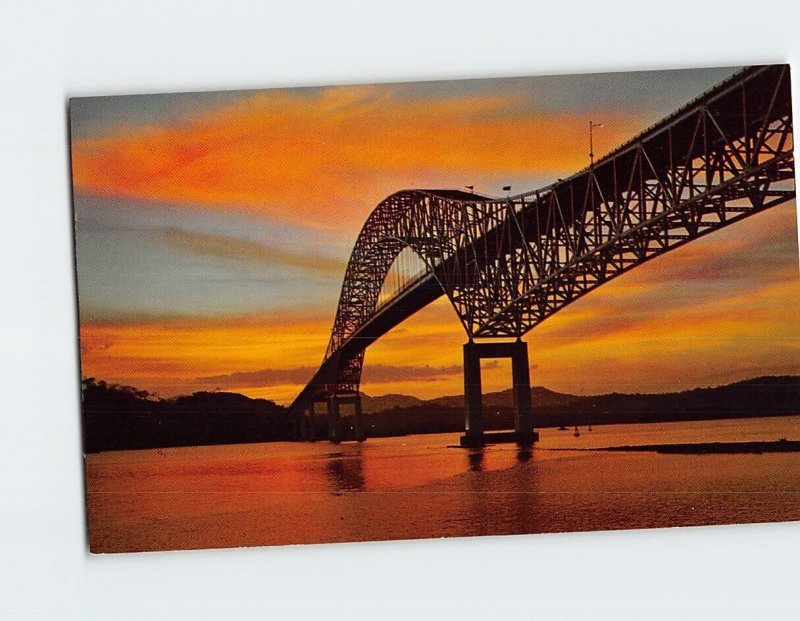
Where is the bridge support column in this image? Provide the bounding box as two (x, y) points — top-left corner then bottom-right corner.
(462, 341), (484, 447)
(325, 393), (364, 443)
(511, 340), (535, 441)
(353, 395), (366, 442)
(307, 402), (317, 442)
(460, 339), (538, 447)
(299, 413), (309, 441)
(327, 396), (342, 444)
(291, 410), (303, 441)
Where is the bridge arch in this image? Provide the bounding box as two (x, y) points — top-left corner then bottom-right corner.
(326, 188), (487, 361)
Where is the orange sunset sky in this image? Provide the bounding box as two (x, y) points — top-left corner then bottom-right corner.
(70, 66), (800, 404)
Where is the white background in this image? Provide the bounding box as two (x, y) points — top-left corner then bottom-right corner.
(1, 1), (799, 618)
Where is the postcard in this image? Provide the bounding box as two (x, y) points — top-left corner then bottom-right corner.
(70, 64), (799, 553)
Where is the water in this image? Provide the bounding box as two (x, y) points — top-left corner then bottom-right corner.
(85, 416), (800, 553)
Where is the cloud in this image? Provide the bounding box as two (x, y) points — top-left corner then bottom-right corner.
(79, 335), (113, 354)
(161, 229), (345, 277)
(78, 312), (333, 396)
(623, 202), (798, 286)
(364, 361), (497, 383)
(193, 367), (318, 388)
(192, 361), (485, 390)
(69, 83), (645, 229)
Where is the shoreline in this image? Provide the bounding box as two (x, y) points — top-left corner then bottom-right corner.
(545, 439), (800, 455)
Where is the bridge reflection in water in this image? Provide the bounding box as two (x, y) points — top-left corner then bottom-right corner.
(290, 65), (795, 447)
(324, 449), (366, 493)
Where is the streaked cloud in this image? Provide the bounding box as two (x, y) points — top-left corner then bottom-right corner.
(79, 312), (333, 400)
(73, 194), (349, 320)
(70, 83), (647, 230)
(193, 361), (484, 390)
(162, 229), (345, 277)
(70, 91), (253, 139)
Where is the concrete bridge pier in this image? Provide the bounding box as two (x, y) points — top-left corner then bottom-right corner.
(460, 339), (537, 447)
(307, 401), (317, 441)
(326, 395), (342, 444)
(511, 340), (535, 441)
(325, 392), (365, 443)
(298, 412), (313, 441)
(462, 341), (483, 446)
(291, 411), (307, 441)
(353, 396), (366, 442)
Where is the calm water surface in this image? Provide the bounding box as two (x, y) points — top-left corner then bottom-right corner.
(85, 416), (800, 552)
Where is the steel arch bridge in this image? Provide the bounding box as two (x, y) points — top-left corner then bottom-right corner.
(290, 64), (795, 446)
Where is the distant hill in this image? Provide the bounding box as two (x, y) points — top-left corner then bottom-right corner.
(360, 392), (425, 413)
(541, 375), (800, 427)
(358, 386), (577, 415)
(349, 375), (800, 438)
(81, 378), (290, 453)
(428, 386), (580, 410)
(81, 375), (800, 450)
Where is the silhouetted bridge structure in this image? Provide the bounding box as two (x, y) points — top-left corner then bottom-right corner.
(289, 64), (795, 446)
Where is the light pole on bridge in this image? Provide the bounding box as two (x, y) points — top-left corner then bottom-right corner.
(589, 120), (604, 166)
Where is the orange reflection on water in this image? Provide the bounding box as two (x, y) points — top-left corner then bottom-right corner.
(86, 416), (800, 553)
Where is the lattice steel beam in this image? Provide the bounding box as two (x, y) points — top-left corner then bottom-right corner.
(291, 64), (795, 412)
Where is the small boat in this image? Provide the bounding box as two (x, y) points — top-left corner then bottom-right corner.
(587, 424), (593, 432)
(573, 426), (580, 437)
(558, 425), (568, 431)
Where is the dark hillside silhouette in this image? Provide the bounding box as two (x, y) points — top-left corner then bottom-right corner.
(81, 378), (291, 452)
(540, 376), (800, 427)
(340, 376), (800, 439)
(81, 376), (800, 451)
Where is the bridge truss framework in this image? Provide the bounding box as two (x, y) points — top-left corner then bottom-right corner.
(290, 64), (795, 445)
